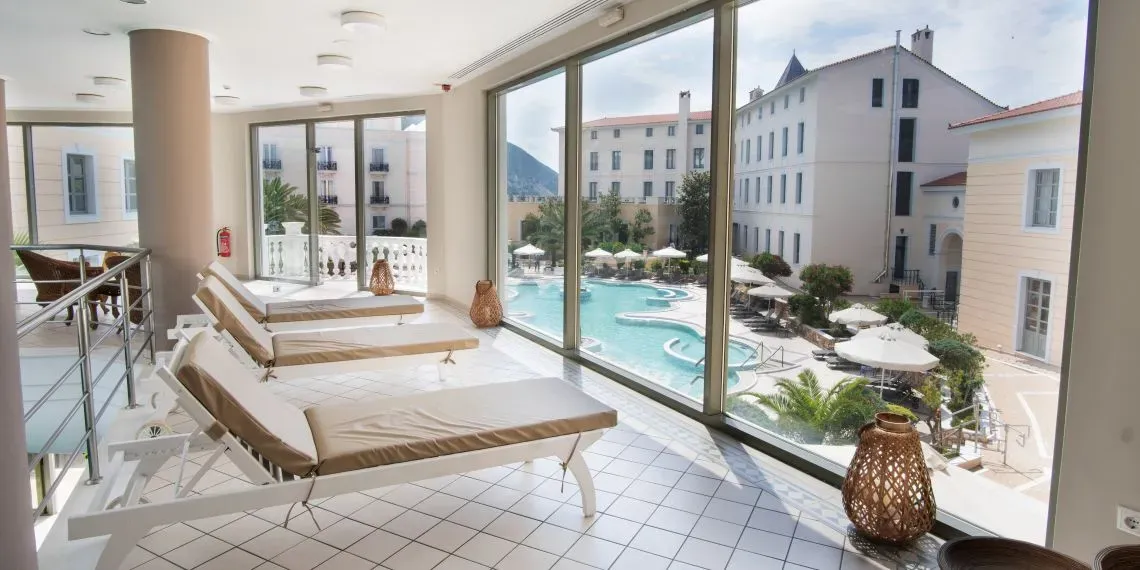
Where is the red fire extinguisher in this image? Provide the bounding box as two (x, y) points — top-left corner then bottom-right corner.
(216, 227), (232, 258)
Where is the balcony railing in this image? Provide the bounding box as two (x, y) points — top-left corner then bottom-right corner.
(891, 267), (923, 287)
(262, 158), (282, 170)
(317, 160), (338, 171)
(318, 195), (339, 205)
(261, 233), (427, 292)
(370, 195), (391, 205)
(369, 162), (390, 172)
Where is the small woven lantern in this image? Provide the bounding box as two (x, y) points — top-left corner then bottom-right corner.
(469, 280), (502, 328)
(842, 412), (935, 545)
(369, 259), (395, 296)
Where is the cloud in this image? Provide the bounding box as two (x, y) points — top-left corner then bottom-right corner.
(504, 0), (1088, 171)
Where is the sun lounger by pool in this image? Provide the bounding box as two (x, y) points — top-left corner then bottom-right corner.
(200, 261), (424, 324)
(193, 275), (477, 375)
(68, 332), (617, 570)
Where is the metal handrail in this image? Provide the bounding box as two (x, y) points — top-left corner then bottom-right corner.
(11, 243), (156, 519)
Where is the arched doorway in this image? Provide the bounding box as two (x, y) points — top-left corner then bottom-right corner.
(940, 232), (963, 302)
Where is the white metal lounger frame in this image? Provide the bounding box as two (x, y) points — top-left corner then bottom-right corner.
(188, 292), (468, 381)
(69, 338), (603, 570)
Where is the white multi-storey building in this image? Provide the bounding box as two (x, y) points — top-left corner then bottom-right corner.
(731, 27), (1002, 294)
(260, 117), (427, 236)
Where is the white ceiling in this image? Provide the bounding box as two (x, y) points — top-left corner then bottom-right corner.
(0, 0), (602, 111)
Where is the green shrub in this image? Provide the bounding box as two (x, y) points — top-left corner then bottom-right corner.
(678, 259), (692, 274)
(632, 259), (646, 270)
(946, 370), (985, 411)
(692, 261), (707, 275)
(749, 252), (793, 278)
(648, 260), (662, 272)
(788, 294), (827, 328)
(885, 404), (920, 424)
(874, 298), (916, 322)
(928, 339), (984, 377)
(899, 309), (931, 329)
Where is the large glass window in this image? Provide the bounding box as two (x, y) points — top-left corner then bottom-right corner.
(362, 115), (428, 293)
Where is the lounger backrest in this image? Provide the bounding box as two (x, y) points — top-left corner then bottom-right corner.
(202, 261), (268, 320)
(173, 332), (318, 477)
(195, 276), (276, 366)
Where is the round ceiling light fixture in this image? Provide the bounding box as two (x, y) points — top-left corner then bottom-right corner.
(213, 95), (241, 106)
(340, 11), (385, 33)
(83, 28), (112, 36)
(93, 76), (127, 88)
(299, 85), (328, 98)
(76, 93), (105, 104)
(317, 54), (353, 70)
(119, 0), (148, 4)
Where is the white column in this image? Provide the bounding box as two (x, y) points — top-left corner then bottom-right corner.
(0, 79), (39, 569)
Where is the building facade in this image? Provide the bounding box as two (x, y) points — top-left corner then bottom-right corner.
(731, 28), (1002, 293)
(954, 92), (1082, 366)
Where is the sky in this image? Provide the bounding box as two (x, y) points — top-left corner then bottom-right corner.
(504, 0), (1088, 170)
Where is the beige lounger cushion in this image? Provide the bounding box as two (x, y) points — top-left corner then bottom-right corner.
(202, 261), (269, 321)
(272, 323), (479, 367)
(195, 276), (276, 366)
(175, 333), (319, 477)
(265, 296), (424, 323)
(304, 378), (618, 476)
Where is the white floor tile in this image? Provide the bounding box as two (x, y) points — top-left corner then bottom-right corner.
(483, 512), (541, 542)
(137, 523), (204, 555)
(638, 466), (684, 487)
(507, 495), (562, 520)
(413, 493), (469, 519)
(121, 546), (156, 570)
(417, 521), (478, 553)
(383, 542), (449, 570)
(163, 535), (233, 569)
(663, 488), (713, 514)
(611, 547), (672, 570)
(652, 453), (695, 472)
(616, 446), (660, 465)
(346, 529), (411, 564)
(593, 472), (635, 494)
(737, 527), (793, 560)
(496, 470), (547, 493)
(793, 518), (846, 549)
(646, 506), (700, 535)
(703, 498), (754, 526)
(313, 552), (375, 570)
(754, 492), (800, 516)
(312, 517), (376, 550)
(212, 515), (276, 546)
(521, 523), (581, 556)
(674, 536), (734, 570)
(381, 510), (441, 540)
(713, 483), (762, 507)
(132, 559), (182, 570)
(725, 548), (784, 570)
(690, 517), (745, 547)
(447, 502), (504, 531)
(185, 512), (245, 534)
(435, 555), (490, 570)
(272, 538), (339, 570)
(440, 477), (493, 500)
(629, 526), (687, 559)
(623, 480), (671, 504)
(747, 508), (799, 536)
(473, 485), (525, 510)
(545, 504), (598, 533)
(563, 535), (626, 568)
(495, 545), (559, 570)
(839, 551), (891, 570)
(348, 501), (408, 528)
(242, 527), (309, 560)
(466, 466), (514, 484)
(551, 558), (596, 570)
(452, 533), (515, 567)
(584, 514), (642, 545)
(196, 547), (264, 570)
(675, 473), (722, 496)
(785, 539), (842, 570)
(603, 458), (648, 479)
(531, 479), (579, 503)
(383, 484), (436, 508)
(605, 496), (658, 524)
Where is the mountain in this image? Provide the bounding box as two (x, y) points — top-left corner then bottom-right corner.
(507, 143), (558, 198)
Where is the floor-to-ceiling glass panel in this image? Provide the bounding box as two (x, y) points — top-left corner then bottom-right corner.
(362, 115), (428, 294)
(497, 71), (566, 343)
(577, 13), (715, 404)
(7, 125), (29, 276)
(724, 0), (1088, 542)
(312, 120), (356, 293)
(256, 124), (310, 282)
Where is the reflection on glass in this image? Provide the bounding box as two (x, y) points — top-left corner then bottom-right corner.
(257, 124), (310, 280)
(725, 0), (1087, 541)
(574, 14), (714, 402)
(499, 71), (565, 343)
(312, 121), (355, 292)
(8, 126), (29, 276)
(362, 115), (428, 293)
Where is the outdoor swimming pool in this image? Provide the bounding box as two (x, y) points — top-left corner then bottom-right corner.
(509, 280), (754, 399)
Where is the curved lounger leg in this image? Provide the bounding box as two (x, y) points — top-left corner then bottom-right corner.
(564, 451), (596, 517)
(96, 525), (149, 570)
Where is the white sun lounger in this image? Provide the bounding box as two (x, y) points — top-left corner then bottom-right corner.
(192, 275), (478, 378)
(68, 332), (616, 570)
(201, 261), (424, 325)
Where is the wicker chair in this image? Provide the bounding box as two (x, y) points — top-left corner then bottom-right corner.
(104, 255), (144, 329)
(16, 250), (119, 328)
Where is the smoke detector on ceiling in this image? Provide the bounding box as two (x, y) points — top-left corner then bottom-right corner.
(341, 11), (385, 33)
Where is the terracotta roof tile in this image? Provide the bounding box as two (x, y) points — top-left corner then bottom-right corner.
(951, 91), (1083, 129)
(582, 110), (712, 129)
(922, 171), (967, 187)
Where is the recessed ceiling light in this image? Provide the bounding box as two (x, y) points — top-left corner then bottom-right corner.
(93, 76), (127, 88)
(299, 86), (328, 97)
(119, 0), (148, 4)
(83, 28), (111, 36)
(340, 11), (385, 33)
(76, 93), (105, 104)
(213, 95), (241, 105)
(317, 54), (353, 70)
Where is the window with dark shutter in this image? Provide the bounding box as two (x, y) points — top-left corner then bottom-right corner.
(895, 171), (914, 216)
(902, 79), (920, 108)
(872, 78), (884, 107)
(898, 118), (916, 162)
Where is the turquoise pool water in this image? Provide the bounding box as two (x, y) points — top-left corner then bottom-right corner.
(509, 280), (748, 398)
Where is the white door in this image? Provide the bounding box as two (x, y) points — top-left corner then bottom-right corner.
(1019, 277), (1051, 359)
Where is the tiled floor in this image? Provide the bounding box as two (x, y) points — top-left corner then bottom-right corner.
(71, 299), (943, 570)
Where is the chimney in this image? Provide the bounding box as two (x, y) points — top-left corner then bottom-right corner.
(910, 25), (933, 62)
(749, 87), (765, 101)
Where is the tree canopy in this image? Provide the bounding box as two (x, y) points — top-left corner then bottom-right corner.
(750, 252), (792, 278)
(799, 264), (853, 310)
(677, 170), (711, 253)
(262, 177), (341, 235)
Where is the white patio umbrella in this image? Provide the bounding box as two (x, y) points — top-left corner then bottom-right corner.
(856, 323), (927, 348)
(614, 248), (643, 259)
(747, 283), (792, 299)
(512, 243), (545, 257)
(694, 254), (751, 267)
(836, 329), (940, 394)
(730, 264), (773, 285)
(652, 246), (687, 259)
(583, 248), (613, 259)
(828, 303), (888, 327)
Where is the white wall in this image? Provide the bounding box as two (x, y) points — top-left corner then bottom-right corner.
(1049, 1), (1140, 560)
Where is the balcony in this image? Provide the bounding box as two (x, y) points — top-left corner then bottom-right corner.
(262, 158), (282, 170)
(318, 194), (339, 205)
(891, 267), (924, 288)
(370, 194), (391, 205)
(317, 160), (338, 171)
(261, 233), (428, 292)
(369, 162), (390, 172)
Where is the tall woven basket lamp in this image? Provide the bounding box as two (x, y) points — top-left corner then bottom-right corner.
(842, 412), (936, 545)
(469, 280), (502, 328)
(369, 259), (395, 296)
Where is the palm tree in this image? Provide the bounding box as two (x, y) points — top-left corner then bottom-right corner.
(742, 370), (882, 444)
(528, 198), (604, 264)
(261, 177), (342, 235)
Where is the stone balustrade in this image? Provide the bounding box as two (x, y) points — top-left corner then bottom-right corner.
(262, 232), (428, 292)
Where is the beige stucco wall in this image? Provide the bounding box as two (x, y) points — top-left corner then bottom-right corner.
(956, 116), (1079, 366)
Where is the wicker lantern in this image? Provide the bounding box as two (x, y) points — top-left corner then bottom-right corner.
(469, 280), (502, 328)
(369, 259), (395, 296)
(842, 412), (935, 545)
